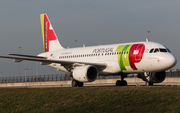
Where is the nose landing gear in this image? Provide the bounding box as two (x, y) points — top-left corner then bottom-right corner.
(72, 79), (84, 87)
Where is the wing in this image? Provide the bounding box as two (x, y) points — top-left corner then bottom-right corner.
(0, 54), (107, 70)
(7, 53), (47, 59)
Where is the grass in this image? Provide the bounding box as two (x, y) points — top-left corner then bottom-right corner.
(0, 86), (180, 113)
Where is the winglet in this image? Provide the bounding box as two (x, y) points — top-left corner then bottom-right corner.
(40, 14), (64, 52)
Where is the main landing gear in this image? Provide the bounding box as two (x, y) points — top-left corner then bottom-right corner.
(72, 79), (84, 87)
(116, 75), (127, 86)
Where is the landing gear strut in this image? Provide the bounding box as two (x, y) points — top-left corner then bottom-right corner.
(116, 75), (127, 86)
(72, 79), (84, 87)
(144, 72), (154, 86)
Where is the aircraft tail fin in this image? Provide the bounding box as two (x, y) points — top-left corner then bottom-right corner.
(40, 14), (64, 52)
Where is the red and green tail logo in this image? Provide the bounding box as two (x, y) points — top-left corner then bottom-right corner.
(116, 44), (145, 70)
(40, 14), (57, 52)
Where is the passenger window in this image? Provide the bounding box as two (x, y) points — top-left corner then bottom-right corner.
(149, 49), (154, 53)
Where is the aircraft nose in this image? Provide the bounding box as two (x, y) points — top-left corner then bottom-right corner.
(165, 54), (177, 69)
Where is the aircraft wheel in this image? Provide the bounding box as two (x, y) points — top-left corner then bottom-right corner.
(145, 82), (154, 86)
(116, 80), (121, 86)
(78, 82), (84, 87)
(72, 79), (79, 87)
(116, 80), (127, 86)
(122, 80), (127, 86)
(149, 82), (153, 86)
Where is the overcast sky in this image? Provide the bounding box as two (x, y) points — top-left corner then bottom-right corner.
(0, 0), (179, 77)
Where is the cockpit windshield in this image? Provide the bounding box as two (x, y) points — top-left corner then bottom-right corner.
(149, 48), (170, 53)
(149, 49), (154, 53)
(166, 48), (171, 52)
(159, 49), (167, 52)
(154, 48), (159, 53)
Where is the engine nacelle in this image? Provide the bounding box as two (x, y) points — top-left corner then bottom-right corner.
(72, 65), (99, 82)
(138, 71), (166, 83)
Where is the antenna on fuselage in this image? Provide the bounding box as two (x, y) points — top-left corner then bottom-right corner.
(147, 31), (151, 42)
(75, 40), (78, 47)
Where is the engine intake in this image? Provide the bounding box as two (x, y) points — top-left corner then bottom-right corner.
(151, 71), (166, 83)
(72, 65), (98, 82)
(138, 71), (166, 83)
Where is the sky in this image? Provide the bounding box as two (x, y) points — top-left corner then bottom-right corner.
(0, 0), (179, 77)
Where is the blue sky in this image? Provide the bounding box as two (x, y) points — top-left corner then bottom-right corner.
(0, 1), (179, 77)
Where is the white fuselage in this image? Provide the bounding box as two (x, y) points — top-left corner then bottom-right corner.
(38, 41), (177, 75)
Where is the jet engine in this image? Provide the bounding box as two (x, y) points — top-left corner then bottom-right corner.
(72, 65), (99, 82)
(138, 71), (166, 83)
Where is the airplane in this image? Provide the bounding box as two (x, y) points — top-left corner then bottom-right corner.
(0, 14), (177, 87)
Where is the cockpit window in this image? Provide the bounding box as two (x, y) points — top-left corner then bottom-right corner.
(159, 48), (167, 52)
(149, 48), (170, 53)
(164, 45), (171, 53)
(166, 48), (171, 53)
(149, 49), (154, 53)
(154, 48), (159, 53)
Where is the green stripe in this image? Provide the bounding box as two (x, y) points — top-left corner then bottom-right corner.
(120, 45), (129, 70)
(116, 44), (133, 70)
